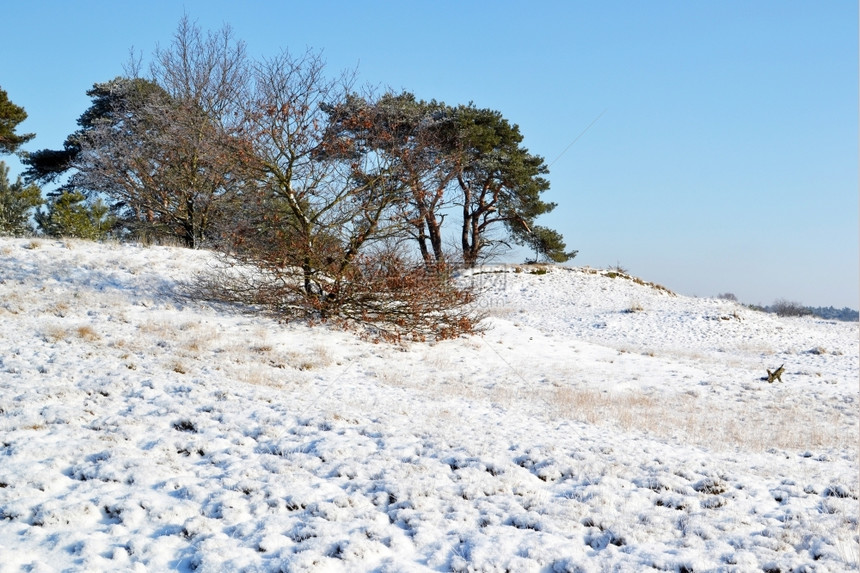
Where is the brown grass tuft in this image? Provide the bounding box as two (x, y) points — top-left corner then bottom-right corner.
(74, 325), (100, 341)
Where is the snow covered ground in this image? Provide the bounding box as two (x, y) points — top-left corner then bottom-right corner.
(0, 237), (857, 572)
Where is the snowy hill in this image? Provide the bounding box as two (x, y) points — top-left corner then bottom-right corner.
(0, 237), (857, 572)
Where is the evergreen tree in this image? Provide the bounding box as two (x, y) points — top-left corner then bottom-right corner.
(23, 77), (167, 185)
(324, 94), (576, 267)
(321, 92), (458, 266)
(521, 225), (577, 263)
(35, 190), (116, 240)
(0, 87), (34, 155)
(0, 161), (43, 235)
(452, 105), (565, 266)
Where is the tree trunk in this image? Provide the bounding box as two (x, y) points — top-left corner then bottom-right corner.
(426, 211), (444, 264)
(461, 203), (475, 267)
(416, 227), (432, 266)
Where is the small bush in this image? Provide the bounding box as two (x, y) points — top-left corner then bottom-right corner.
(0, 161), (43, 236)
(195, 250), (483, 342)
(36, 191), (116, 240)
(771, 299), (812, 318)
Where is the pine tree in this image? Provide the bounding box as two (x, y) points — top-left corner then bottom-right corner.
(0, 161), (42, 235)
(452, 105), (560, 266)
(0, 87), (34, 155)
(35, 191), (116, 240)
(522, 225), (578, 263)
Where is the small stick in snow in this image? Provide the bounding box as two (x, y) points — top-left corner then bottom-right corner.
(765, 364), (785, 383)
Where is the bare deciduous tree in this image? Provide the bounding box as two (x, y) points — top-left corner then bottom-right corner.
(71, 16), (250, 247)
(206, 51), (479, 339)
(233, 49), (383, 302)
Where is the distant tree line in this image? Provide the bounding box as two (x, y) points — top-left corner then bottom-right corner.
(755, 301), (859, 322)
(723, 295), (859, 322)
(805, 306), (859, 322)
(1, 16), (576, 340)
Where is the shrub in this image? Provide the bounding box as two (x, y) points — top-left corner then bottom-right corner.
(0, 161), (43, 236)
(36, 191), (116, 241)
(194, 248), (483, 342)
(35, 191), (116, 240)
(771, 299), (812, 318)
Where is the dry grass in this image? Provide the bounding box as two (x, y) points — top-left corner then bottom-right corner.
(0, 290), (26, 315)
(135, 319), (223, 355)
(624, 301), (645, 313)
(551, 387), (660, 428)
(42, 324), (69, 343)
(45, 301), (70, 317)
(180, 333), (217, 354)
(20, 423), (47, 431)
(229, 363), (292, 388)
(375, 369), (406, 386)
(285, 345), (333, 371)
(40, 323), (101, 343)
(138, 319), (176, 337)
(215, 336), (333, 372)
(74, 325), (100, 341)
(578, 266), (675, 295)
(482, 305), (516, 319)
(548, 386), (854, 452)
(381, 368), (837, 454)
(169, 360), (188, 374)
(420, 352), (453, 370)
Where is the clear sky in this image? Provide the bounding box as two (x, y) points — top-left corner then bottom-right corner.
(2, 1), (857, 308)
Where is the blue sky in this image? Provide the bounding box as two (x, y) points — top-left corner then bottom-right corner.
(2, 1), (857, 308)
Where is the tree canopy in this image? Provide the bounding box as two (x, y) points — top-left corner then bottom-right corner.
(451, 104), (560, 266)
(23, 77), (167, 185)
(322, 94), (575, 267)
(15, 15), (577, 337)
(0, 87), (34, 155)
(25, 16), (251, 248)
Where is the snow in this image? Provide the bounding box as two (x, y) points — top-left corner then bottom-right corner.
(0, 237), (857, 572)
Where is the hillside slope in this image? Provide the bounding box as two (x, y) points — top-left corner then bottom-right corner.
(1, 238), (857, 572)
